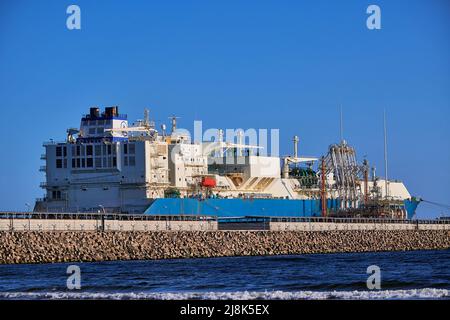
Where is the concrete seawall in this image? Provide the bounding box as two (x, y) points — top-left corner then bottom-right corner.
(1, 230), (449, 264)
(0, 218), (217, 232)
(2, 216), (449, 232)
(269, 221), (450, 231)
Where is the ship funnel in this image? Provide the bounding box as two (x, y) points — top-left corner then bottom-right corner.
(90, 107), (100, 118)
(293, 135), (299, 158)
(105, 106), (119, 117)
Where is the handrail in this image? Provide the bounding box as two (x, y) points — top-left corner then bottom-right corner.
(1, 212), (448, 224)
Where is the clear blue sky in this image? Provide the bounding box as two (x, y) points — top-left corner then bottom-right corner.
(0, 0), (449, 218)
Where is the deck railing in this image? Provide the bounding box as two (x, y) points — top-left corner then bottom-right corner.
(0, 211), (217, 222)
(1, 212), (448, 225)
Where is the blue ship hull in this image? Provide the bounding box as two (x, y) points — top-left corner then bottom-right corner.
(144, 198), (419, 219)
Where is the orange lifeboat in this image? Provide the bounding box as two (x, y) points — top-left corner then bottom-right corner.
(201, 177), (216, 188)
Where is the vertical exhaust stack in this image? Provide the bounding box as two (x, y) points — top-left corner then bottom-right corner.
(144, 109), (150, 127)
(293, 135), (299, 158)
(170, 116), (178, 133)
(237, 130), (244, 156)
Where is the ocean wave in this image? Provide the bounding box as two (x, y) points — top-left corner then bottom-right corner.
(0, 288), (448, 300)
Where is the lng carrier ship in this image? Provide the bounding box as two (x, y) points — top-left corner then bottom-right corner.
(34, 106), (420, 219)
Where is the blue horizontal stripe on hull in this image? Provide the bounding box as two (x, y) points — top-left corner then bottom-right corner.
(144, 198), (420, 219)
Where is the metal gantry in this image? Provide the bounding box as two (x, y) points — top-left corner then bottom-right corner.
(320, 140), (366, 211)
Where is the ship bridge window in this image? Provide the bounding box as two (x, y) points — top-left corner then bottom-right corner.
(51, 190), (62, 200)
(95, 158), (102, 168)
(95, 145), (101, 156)
(86, 145), (93, 156)
(96, 128), (104, 134)
(87, 158), (93, 168)
(129, 143), (135, 154)
(89, 128), (96, 135)
(55, 146), (67, 168)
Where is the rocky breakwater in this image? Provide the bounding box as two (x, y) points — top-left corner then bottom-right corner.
(0, 230), (449, 264)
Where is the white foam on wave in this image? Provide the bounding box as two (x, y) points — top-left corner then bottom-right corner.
(0, 288), (448, 300)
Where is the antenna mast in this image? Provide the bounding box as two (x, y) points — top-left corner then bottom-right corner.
(384, 109), (389, 199)
(340, 105), (344, 143)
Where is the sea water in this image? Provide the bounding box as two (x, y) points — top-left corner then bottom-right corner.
(0, 250), (449, 300)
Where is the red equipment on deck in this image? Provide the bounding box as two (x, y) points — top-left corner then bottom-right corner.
(201, 177), (216, 188)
